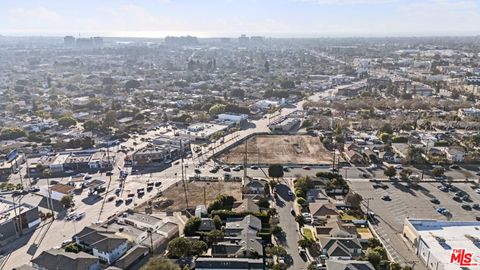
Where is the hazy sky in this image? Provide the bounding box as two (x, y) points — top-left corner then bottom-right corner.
(1, 0), (480, 37)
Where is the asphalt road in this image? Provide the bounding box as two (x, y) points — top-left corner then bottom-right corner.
(274, 183), (308, 270)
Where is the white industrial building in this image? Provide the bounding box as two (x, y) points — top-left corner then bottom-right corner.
(403, 219), (480, 270)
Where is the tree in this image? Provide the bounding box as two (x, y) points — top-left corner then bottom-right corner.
(297, 197), (306, 205)
(0, 127), (26, 140)
(345, 192), (363, 209)
(257, 197), (270, 208)
(399, 168), (413, 181)
(167, 237), (207, 258)
(58, 116), (77, 128)
(206, 230), (224, 244)
(191, 240), (208, 255)
(295, 214), (306, 227)
(368, 238), (382, 248)
(230, 88), (245, 98)
(207, 195), (236, 212)
(432, 167), (445, 177)
(103, 110), (117, 127)
(83, 120), (100, 131)
(266, 246), (287, 257)
(208, 103), (226, 116)
(271, 225), (283, 237)
(379, 123), (394, 134)
(268, 164), (284, 180)
(389, 262), (401, 270)
(298, 238), (315, 249)
(183, 216), (201, 236)
(141, 258), (180, 270)
(125, 79), (141, 91)
(213, 215), (222, 229)
(365, 248), (383, 269)
(60, 195), (73, 208)
(384, 166), (397, 178)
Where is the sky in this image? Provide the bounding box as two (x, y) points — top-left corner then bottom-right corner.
(1, 0), (480, 38)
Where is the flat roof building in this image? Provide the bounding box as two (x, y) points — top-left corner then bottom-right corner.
(403, 219), (480, 270)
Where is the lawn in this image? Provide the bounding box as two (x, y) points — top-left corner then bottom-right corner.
(340, 212), (365, 221)
(356, 227), (370, 234)
(303, 228), (316, 241)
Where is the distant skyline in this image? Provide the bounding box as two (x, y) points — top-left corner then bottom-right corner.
(1, 0), (480, 38)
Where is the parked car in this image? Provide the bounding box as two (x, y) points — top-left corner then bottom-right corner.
(430, 198), (440, 204)
(250, 165), (258, 170)
(381, 195), (391, 201)
(194, 169), (201, 174)
(462, 204), (472, 210)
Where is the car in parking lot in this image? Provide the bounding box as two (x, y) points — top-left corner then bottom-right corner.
(106, 171), (114, 176)
(436, 207), (450, 215)
(430, 198), (440, 204)
(250, 165), (258, 170)
(303, 166), (311, 170)
(209, 168), (218, 173)
(381, 195), (391, 201)
(473, 203), (479, 209)
(283, 167), (290, 172)
(439, 186), (449, 192)
(223, 166), (231, 172)
(194, 169), (201, 174)
(453, 196), (462, 202)
(115, 199), (123, 206)
(462, 204), (472, 210)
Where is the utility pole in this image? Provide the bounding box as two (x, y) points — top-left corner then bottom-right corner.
(243, 139), (248, 179)
(43, 169), (55, 219)
(364, 197), (374, 219)
(181, 141), (189, 209)
(98, 144), (113, 222)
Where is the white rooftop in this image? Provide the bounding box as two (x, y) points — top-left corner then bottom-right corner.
(409, 219), (480, 270)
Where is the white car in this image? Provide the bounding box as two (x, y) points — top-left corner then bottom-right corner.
(475, 188), (480, 194)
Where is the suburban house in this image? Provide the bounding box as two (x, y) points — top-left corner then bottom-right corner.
(316, 217), (358, 238)
(195, 258), (264, 270)
(444, 147), (466, 163)
(310, 203), (340, 223)
(232, 198), (260, 213)
(319, 237), (363, 259)
(73, 226), (129, 265)
(326, 259), (375, 270)
(344, 150), (365, 165)
(29, 248), (101, 270)
(242, 177), (267, 200)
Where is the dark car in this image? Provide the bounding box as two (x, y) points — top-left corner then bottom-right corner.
(430, 198), (440, 204)
(462, 204), (472, 210)
(473, 203), (479, 209)
(155, 181), (162, 187)
(106, 171), (114, 176)
(381, 195), (391, 201)
(194, 169), (201, 174)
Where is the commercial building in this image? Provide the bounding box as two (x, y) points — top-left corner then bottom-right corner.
(217, 113), (248, 124)
(0, 152), (25, 179)
(403, 219), (480, 270)
(0, 198), (41, 246)
(186, 123), (230, 141)
(268, 117), (301, 132)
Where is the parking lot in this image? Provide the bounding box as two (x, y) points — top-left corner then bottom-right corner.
(349, 180), (480, 267)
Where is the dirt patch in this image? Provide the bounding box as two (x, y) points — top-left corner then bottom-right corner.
(136, 181), (242, 212)
(219, 134), (332, 165)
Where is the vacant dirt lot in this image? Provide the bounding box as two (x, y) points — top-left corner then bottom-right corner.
(219, 134), (332, 165)
(136, 181), (242, 212)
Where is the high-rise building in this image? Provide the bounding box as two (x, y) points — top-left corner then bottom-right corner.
(93, 37), (104, 48)
(76, 38), (94, 48)
(64, 36), (75, 47)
